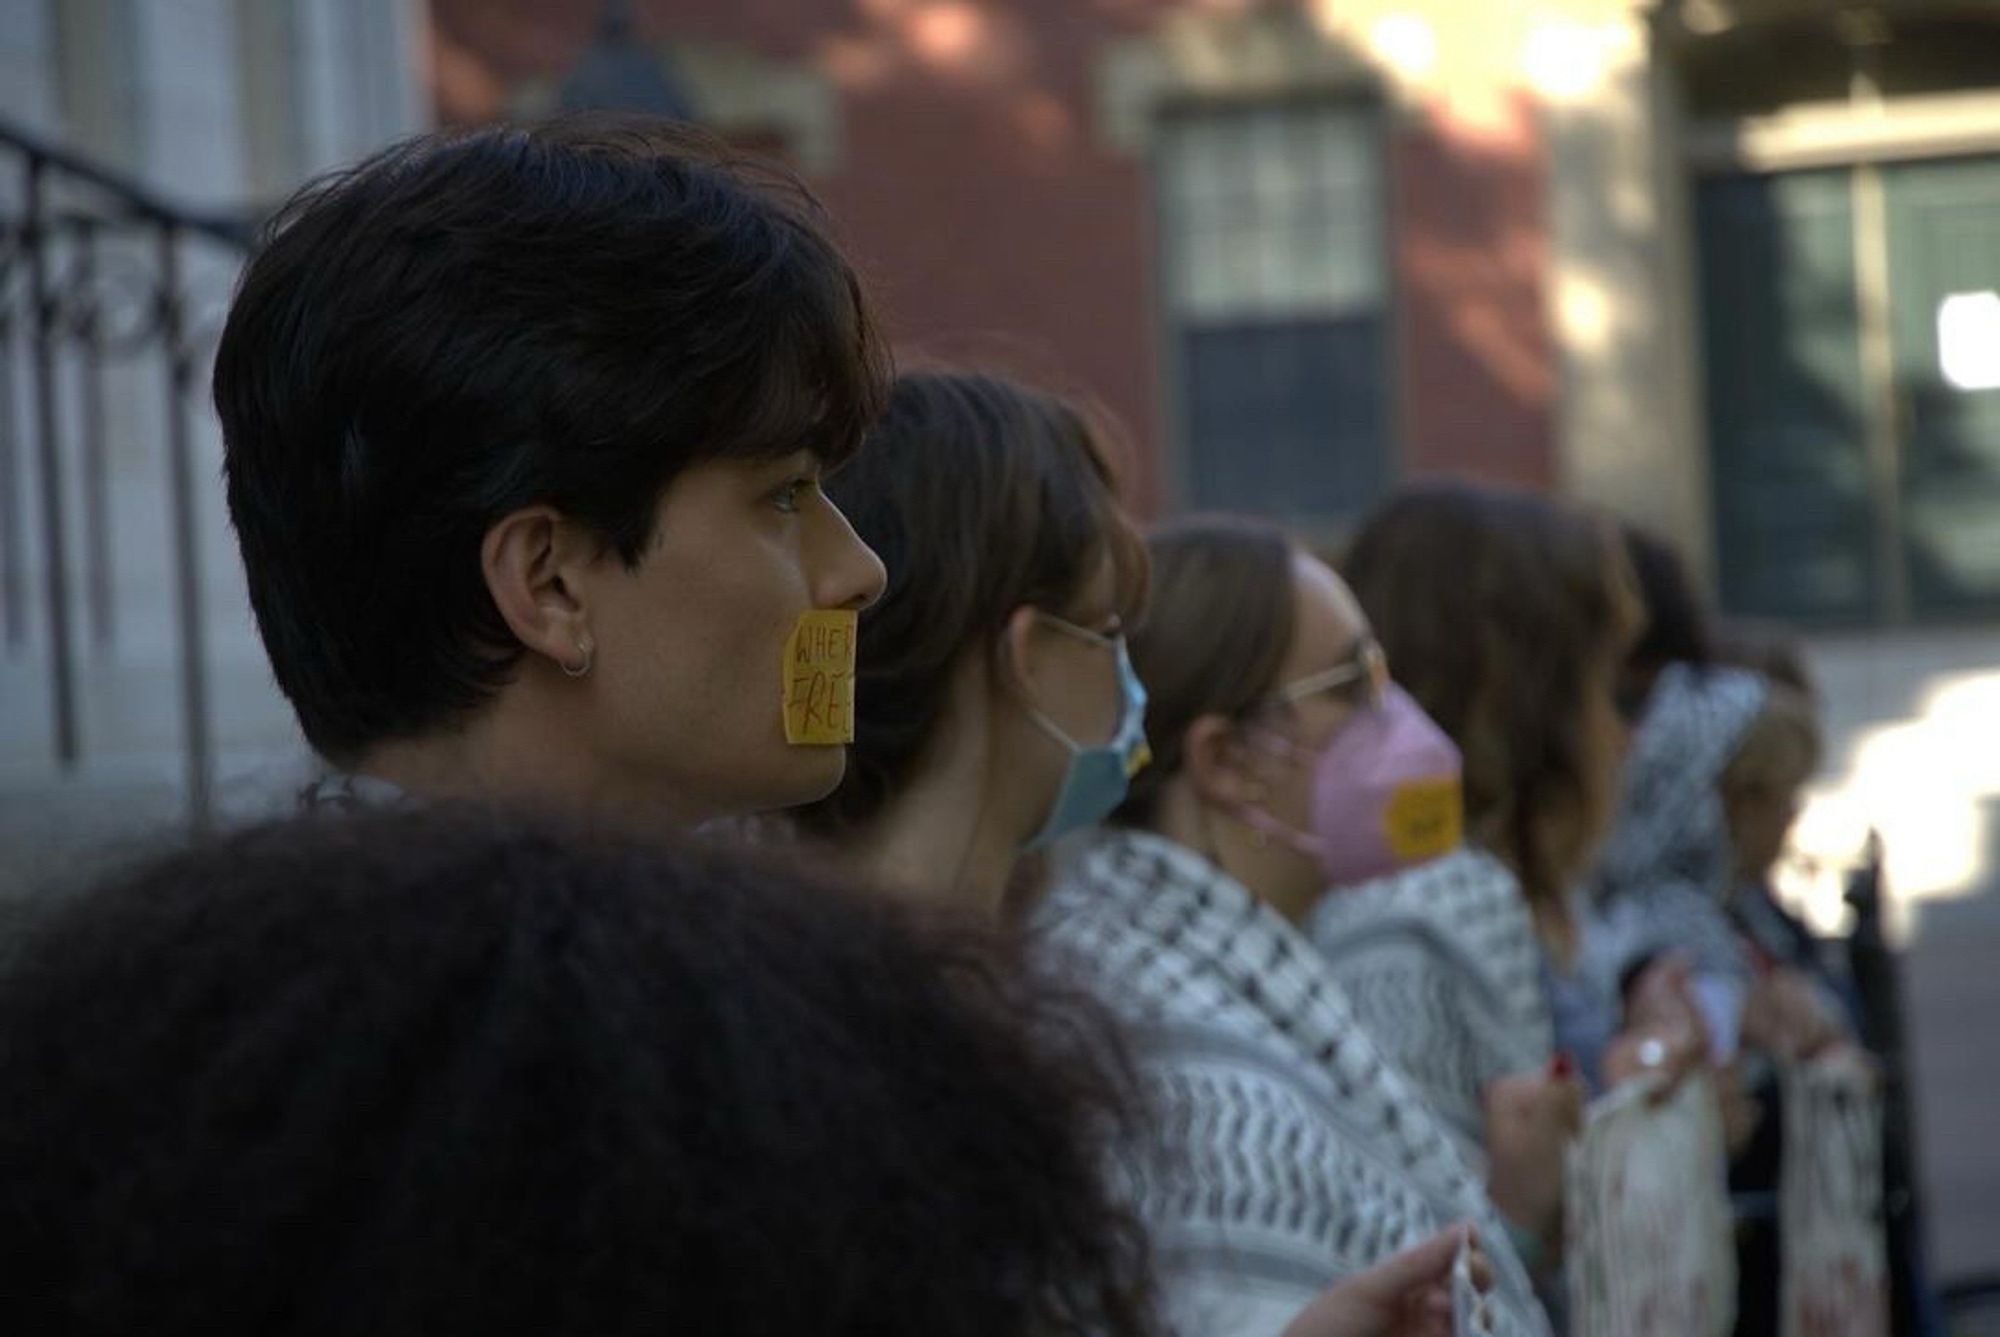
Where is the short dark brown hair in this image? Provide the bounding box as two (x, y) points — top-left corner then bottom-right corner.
(1343, 482), (1640, 910)
(1111, 517), (1298, 828)
(215, 114), (887, 761)
(793, 371), (1148, 837)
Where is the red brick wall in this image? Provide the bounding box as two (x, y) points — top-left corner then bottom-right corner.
(1389, 91), (1556, 488)
(428, 0), (1556, 514)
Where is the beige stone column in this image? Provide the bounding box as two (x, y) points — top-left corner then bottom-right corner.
(1534, 0), (1715, 574)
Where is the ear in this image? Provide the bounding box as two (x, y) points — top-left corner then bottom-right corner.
(1181, 713), (1268, 810)
(998, 604), (1045, 696)
(481, 506), (603, 673)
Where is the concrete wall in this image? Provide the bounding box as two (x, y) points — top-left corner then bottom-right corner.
(0, 0), (427, 818)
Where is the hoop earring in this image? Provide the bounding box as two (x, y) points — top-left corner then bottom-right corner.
(561, 638), (594, 679)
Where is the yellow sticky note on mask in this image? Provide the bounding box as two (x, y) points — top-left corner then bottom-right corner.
(783, 609), (858, 746)
(1125, 738), (1153, 780)
(1383, 777), (1463, 862)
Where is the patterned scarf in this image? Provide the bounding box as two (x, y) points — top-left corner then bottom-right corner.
(1306, 847), (1555, 1166)
(1035, 829), (1551, 1337)
(1588, 664), (1768, 986)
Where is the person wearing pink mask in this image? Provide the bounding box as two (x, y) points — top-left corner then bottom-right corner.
(1038, 517), (1568, 1337)
(1298, 666), (1560, 1169)
(1126, 521), (1560, 1174)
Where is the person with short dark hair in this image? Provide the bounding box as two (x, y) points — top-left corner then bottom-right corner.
(214, 115), (887, 828)
(0, 806), (1160, 1337)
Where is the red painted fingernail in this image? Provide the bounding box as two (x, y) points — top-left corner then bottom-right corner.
(1550, 1052), (1576, 1080)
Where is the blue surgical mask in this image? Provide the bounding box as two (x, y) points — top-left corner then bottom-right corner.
(1021, 621), (1151, 853)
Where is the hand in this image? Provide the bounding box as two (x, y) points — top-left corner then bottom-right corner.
(1601, 1023), (1705, 1101)
(1742, 969), (1847, 1060)
(1280, 1224), (1492, 1337)
(1716, 1059), (1767, 1157)
(1483, 1057), (1585, 1252)
(1626, 954), (1711, 1054)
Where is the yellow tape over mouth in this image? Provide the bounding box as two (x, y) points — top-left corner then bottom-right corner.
(783, 609), (858, 745)
(1382, 777), (1463, 861)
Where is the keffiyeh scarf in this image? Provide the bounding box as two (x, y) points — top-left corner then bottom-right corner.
(1305, 847), (1555, 1165)
(1035, 829), (1551, 1337)
(1588, 665), (1768, 1052)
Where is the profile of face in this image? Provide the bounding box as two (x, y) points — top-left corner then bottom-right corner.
(1205, 552), (1380, 906)
(1722, 710), (1817, 886)
(1002, 554), (1134, 843)
(1725, 775), (1806, 885)
(563, 451), (887, 823)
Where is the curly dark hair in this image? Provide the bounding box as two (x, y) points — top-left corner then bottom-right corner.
(0, 806), (1160, 1337)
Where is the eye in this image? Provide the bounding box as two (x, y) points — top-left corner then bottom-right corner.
(771, 476), (817, 514)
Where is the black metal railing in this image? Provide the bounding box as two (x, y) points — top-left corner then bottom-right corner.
(0, 114), (255, 826)
(1845, 832), (1944, 1337)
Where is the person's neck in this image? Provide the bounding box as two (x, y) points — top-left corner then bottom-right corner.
(354, 694), (708, 832)
(840, 738), (1022, 922)
(1152, 786), (1321, 924)
(845, 795), (1019, 921)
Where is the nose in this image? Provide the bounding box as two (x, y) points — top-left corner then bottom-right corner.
(815, 493), (889, 612)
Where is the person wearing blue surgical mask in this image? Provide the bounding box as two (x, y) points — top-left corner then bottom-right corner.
(1019, 613), (1151, 853)
(788, 372), (1499, 1337)
(788, 370), (1152, 917)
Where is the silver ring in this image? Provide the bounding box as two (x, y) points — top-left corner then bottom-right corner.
(1637, 1037), (1668, 1069)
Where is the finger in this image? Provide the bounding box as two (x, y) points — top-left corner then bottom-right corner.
(1641, 954), (1693, 997)
(1553, 1077), (1586, 1128)
(1644, 1057), (1687, 1103)
(1483, 1071), (1538, 1115)
(1649, 1044), (1703, 1102)
(1344, 1224), (1464, 1299)
(1421, 1287), (1453, 1336)
(1468, 1246), (1495, 1293)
